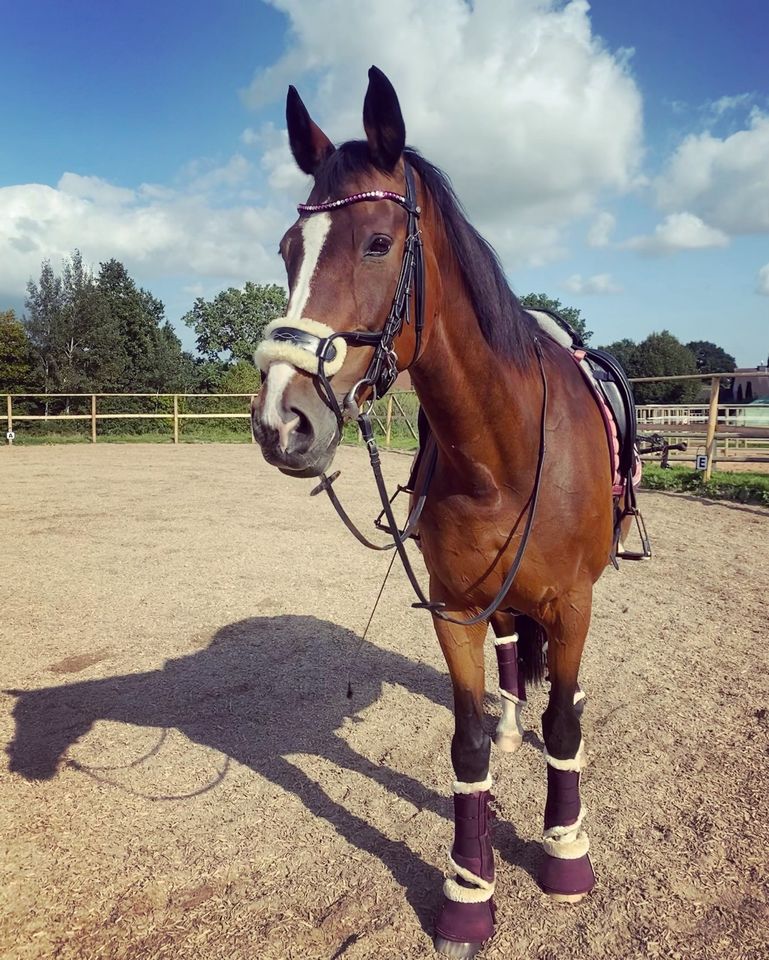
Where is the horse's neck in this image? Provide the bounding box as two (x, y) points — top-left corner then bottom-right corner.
(410, 269), (541, 483)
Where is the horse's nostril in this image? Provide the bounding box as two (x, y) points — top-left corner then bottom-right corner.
(277, 416), (300, 453)
(290, 408), (313, 443)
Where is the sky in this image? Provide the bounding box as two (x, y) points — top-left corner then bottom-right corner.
(1, 0), (767, 367)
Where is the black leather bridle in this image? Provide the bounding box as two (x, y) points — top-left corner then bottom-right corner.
(288, 161), (425, 427)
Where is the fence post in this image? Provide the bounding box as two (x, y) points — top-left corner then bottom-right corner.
(6, 395), (12, 445)
(704, 376), (720, 480)
(385, 396), (393, 448)
(173, 395), (179, 445)
(250, 396), (256, 443)
(91, 395), (97, 443)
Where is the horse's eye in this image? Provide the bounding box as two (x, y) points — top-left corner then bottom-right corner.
(366, 235), (392, 257)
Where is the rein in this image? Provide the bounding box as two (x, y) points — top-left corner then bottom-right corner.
(260, 163), (549, 626)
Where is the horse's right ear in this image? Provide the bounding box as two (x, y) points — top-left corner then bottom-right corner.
(286, 86), (334, 176)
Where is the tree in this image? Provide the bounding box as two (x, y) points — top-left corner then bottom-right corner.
(685, 340), (736, 374)
(97, 259), (186, 391)
(25, 253), (186, 396)
(182, 282), (288, 364)
(220, 360), (262, 394)
(0, 309), (34, 391)
(627, 331), (699, 404)
(59, 251), (124, 392)
(520, 293), (593, 344)
(24, 260), (64, 394)
(25, 252), (125, 396)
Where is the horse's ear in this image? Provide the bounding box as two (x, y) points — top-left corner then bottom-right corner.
(363, 66), (406, 171)
(286, 85), (334, 176)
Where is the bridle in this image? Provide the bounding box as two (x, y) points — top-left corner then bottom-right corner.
(257, 161), (549, 627)
(264, 162), (425, 428)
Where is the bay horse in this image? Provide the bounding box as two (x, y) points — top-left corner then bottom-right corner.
(252, 66), (637, 957)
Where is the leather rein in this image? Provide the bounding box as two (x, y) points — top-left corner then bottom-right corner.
(265, 161), (549, 626)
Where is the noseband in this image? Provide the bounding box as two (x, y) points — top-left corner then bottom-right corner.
(257, 162), (424, 427)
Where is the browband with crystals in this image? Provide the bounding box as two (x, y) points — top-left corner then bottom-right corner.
(298, 190), (420, 215)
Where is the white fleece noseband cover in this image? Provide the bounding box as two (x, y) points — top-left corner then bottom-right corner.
(254, 317), (348, 377)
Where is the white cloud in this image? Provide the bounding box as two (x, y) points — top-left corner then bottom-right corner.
(587, 211), (616, 247)
(624, 212), (730, 256)
(707, 92), (754, 118)
(257, 122), (313, 194)
(245, 0), (643, 266)
(564, 272), (622, 294)
(58, 173), (136, 207)
(183, 154), (253, 193)
(654, 110), (769, 235)
(758, 263), (769, 297)
(0, 169), (287, 297)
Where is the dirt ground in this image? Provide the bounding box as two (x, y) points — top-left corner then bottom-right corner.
(1, 444), (768, 960)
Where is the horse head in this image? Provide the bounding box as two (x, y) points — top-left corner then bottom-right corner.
(251, 67), (430, 478)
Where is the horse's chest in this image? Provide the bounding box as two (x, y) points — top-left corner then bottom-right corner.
(419, 493), (514, 598)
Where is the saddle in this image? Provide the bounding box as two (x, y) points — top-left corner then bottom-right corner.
(524, 309), (650, 562)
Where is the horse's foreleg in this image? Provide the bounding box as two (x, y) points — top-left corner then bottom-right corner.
(540, 593), (596, 902)
(433, 616), (495, 958)
(490, 612), (525, 753)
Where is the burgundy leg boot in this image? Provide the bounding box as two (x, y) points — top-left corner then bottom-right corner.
(434, 778), (496, 957)
(494, 633), (526, 752)
(539, 742), (596, 901)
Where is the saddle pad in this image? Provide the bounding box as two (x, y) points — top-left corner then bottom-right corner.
(524, 309), (639, 498)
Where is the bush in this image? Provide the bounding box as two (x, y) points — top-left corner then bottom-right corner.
(641, 464), (769, 506)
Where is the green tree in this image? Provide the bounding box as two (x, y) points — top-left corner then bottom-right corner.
(24, 259), (64, 394)
(220, 360), (262, 394)
(59, 251), (123, 391)
(97, 260), (186, 391)
(520, 293), (593, 344)
(628, 331), (699, 403)
(0, 309), (35, 391)
(25, 253), (186, 397)
(183, 282), (287, 364)
(25, 252), (126, 396)
(685, 340), (736, 374)
(97, 259), (154, 390)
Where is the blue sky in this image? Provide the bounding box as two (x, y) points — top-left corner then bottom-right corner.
(1, 0), (767, 366)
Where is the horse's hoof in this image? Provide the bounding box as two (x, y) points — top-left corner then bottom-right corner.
(547, 891), (588, 904)
(539, 853), (595, 901)
(434, 896), (494, 956)
(434, 936), (484, 958)
(494, 730), (522, 753)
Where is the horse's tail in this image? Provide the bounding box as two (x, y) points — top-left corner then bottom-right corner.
(517, 615), (548, 687)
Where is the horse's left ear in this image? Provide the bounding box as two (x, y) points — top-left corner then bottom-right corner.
(363, 66), (406, 171)
(286, 85), (335, 176)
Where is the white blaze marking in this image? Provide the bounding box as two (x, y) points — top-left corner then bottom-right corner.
(263, 362), (295, 429)
(262, 212), (332, 431)
(286, 212), (332, 322)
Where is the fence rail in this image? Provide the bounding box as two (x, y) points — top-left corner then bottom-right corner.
(2, 371), (768, 479)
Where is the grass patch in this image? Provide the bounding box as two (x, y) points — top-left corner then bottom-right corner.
(642, 463), (769, 506)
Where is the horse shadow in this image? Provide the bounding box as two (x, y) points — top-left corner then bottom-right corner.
(5, 615), (542, 932)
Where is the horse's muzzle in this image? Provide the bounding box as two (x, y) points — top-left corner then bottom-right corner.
(252, 410), (339, 479)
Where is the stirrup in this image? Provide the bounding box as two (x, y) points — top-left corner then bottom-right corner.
(614, 507), (652, 561)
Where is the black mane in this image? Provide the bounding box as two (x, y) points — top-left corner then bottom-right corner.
(313, 141), (537, 365)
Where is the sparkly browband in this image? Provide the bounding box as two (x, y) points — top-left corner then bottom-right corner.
(298, 190), (420, 215)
